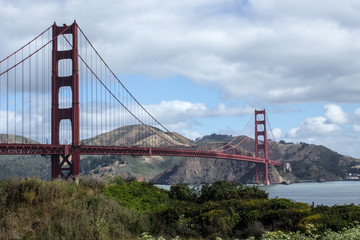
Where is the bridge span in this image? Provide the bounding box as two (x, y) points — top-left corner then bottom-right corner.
(0, 21), (282, 184)
(0, 143), (283, 166)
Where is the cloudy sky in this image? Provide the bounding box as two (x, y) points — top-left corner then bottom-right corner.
(1, 0), (360, 157)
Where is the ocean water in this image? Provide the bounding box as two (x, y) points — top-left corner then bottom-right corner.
(157, 181), (360, 206)
(259, 181), (360, 206)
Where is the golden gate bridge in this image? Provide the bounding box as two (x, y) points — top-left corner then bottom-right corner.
(0, 21), (282, 185)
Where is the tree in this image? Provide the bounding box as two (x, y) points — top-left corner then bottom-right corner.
(169, 183), (197, 201)
(199, 180), (268, 203)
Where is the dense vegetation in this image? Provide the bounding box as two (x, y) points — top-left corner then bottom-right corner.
(0, 155), (51, 180)
(195, 133), (233, 145)
(1, 178), (360, 239)
(81, 155), (125, 174)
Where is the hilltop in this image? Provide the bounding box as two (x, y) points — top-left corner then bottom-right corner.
(0, 128), (360, 183)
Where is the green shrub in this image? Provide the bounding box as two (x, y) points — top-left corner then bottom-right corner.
(104, 181), (170, 212)
(0, 178), (148, 239)
(169, 184), (197, 201)
(199, 180), (268, 203)
(312, 205), (360, 232)
(79, 176), (106, 190)
(0, 178), (71, 208)
(1, 179), (360, 240)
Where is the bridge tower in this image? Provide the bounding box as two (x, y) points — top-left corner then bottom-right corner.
(255, 109), (270, 185)
(51, 21), (80, 181)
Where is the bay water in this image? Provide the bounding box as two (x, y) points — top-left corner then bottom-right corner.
(157, 181), (360, 206)
(259, 181), (360, 206)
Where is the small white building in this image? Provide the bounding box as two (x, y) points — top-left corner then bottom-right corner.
(284, 162), (292, 172)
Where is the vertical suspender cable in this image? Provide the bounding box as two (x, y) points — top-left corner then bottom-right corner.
(266, 114), (276, 142)
(80, 33), (84, 142)
(103, 63), (105, 144)
(47, 30), (51, 143)
(111, 73), (114, 144)
(111, 74), (113, 144)
(60, 36), (63, 144)
(42, 34), (44, 143)
(79, 34), (82, 141)
(41, 35), (44, 143)
(105, 67), (107, 144)
(14, 53), (17, 142)
(100, 59), (102, 145)
(22, 48), (24, 143)
(6, 58), (9, 143)
(29, 45), (31, 142)
(95, 51), (98, 144)
(35, 39), (38, 142)
(0, 60), (1, 141)
(85, 37), (89, 142)
(90, 43), (93, 143)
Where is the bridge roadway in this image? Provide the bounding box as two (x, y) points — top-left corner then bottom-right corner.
(0, 143), (283, 166)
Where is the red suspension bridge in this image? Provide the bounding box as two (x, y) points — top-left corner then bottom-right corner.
(0, 21), (282, 185)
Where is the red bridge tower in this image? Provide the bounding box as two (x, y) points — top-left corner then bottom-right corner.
(51, 21), (80, 181)
(255, 109), (270, 185)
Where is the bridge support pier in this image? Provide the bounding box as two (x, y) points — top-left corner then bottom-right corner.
(255, 110), (270, 185)
(255, 163), (270, 185)
(255, 164), (259, 183)
(51, 21), (80, 181)
(265, 161), (269, 185)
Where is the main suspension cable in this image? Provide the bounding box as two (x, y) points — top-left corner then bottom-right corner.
(77, 24), (188, 146)
(213, 112), (254, 152)
(217, 122), (257, 152)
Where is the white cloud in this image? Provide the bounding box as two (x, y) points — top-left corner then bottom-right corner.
(283, 105), (360, 157)
(271, 128), (282, 140)
(287, 116), (340, 138)
(352, 124), (360, 132)
(145, 100), (252, 126)
(354, 108), (360, 120)
(324, 104), (347, 124)
(2, 0), (360, 104)
(352, 108), (360, 132)
(181, 129), (203, 140)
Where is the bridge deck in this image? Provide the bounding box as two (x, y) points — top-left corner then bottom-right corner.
(0, 144), (283, 166)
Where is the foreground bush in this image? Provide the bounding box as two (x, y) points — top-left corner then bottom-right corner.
(199, 180), (269, 202)
(255, 224), (360, 239)
(0, 177), (148, 239)
(1, 178), (360, 239)
(104, 181), (170, 212)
